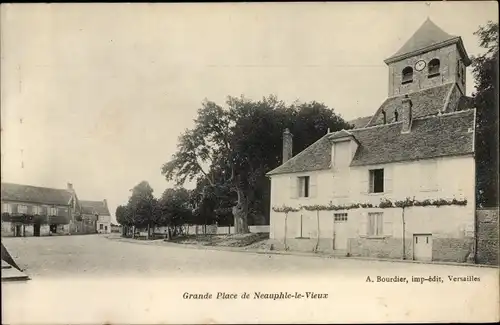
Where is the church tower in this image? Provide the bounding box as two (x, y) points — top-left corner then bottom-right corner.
(384, 18), (471, 97)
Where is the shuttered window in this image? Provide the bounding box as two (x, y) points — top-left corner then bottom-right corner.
(18, 205), (28, 214)
(368, 212), (383, 236)
(2, 203), (12, 213)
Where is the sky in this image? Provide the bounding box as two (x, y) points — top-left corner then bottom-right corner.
(1, 2), (498, 223)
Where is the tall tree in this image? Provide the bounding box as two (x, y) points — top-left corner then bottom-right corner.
(162, 95), (350, 233)
(471, 21), (499, 207)
(128, 181), (157, 238)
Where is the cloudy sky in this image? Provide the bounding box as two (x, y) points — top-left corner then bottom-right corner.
(1, 2), (498, 222)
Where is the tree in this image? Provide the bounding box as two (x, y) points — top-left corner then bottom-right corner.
(471, 21), (499, 208)
(127, 181), (156, 238)
(162, 95), (351, 233)
(156, 187), (194, 238)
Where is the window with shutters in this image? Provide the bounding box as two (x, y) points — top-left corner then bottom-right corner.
(369, 169), (384, 193)
(367, 212), (383, 236)
(18, 205), (28, 214)
(298, 176), (310, 198)
(2, 203), (12, 213)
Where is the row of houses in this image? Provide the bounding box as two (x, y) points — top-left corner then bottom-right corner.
(1, 182), (112, 237)
(267, 19), (498, 264)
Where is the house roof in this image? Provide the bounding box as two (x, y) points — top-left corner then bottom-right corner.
(80, 200), (110, 216)
(348, 116), (372, 129)
(366, 83), (456, 127)
(266, 134), (332, 175)
(266, 109), (474, 175)
(349, 109), (474, 166)
(1, 183), (72, 206)
(385, 18), (471, 65)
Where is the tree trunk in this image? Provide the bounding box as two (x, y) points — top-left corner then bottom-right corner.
(147, 223), (150, 240)
(232, 186), (249, 234)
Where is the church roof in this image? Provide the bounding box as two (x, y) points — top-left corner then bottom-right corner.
(266, 109), (474, 175)
(385, 18), (470, 65)
(366, 83), (456, 127)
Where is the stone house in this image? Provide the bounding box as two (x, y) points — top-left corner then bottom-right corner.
(1, 183), (80, 236)
(80, 200), (111, 234)
(267, 19), (476, 263)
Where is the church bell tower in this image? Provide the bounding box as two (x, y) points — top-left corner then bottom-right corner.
(384, 18), (471, 97)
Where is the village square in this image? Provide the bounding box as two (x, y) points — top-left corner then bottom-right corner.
(1, 3), (499, 324)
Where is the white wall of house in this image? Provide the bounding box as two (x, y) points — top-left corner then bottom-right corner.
(97, 215), (111, 234)
(269, 154), (475, 241)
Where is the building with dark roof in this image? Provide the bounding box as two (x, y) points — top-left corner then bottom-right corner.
(267, 19), (476, 263)
(80, 200), (111, 234)
(1, 183), (79, 236)
(1, 182), (111, 236)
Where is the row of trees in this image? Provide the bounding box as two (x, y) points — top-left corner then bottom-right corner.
(115, 181), (235, 238)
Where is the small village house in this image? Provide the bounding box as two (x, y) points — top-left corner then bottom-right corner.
(1, 183), (79, 236)
(80, 200), (111, 234)
(267, 19), (476, 263)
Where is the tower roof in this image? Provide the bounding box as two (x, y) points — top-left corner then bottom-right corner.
(385, 18), (471, 65)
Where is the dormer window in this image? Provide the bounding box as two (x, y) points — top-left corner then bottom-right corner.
(428, 58), (440, 77)
(402, 67), (413, 84)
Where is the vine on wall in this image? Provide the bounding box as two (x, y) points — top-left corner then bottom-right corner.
(272, 197), (467, 213)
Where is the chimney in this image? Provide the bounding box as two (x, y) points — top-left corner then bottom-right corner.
(67, 183), (73, 191)
(401, 95), (413, 133)
(282, 128), (293, 163)
(103, 199), (108, 207)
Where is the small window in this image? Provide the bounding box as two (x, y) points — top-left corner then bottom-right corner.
(461, 66), (466, 84)
(394, 110), (399, 122)
(334, 213), (348, 222)
(382, 110), (387, 124)
(2, 203), (12, 213)
(18, 205), (28, 214)
(100, 224), (104, 230)
(369, 169), (384, 193)
(428, 58), (440, 76)
(402, 67), (413, 84)
(298, 176), (310, 198)
(49, 207), (58, 215)
(368, 212), (383, 236)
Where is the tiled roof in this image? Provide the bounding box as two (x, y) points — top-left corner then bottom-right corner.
(80, 200), (110, 216)
(366, 83), (455, 127)
(1, 183), (72, 206)
(350, 109), (474, 166)
(267, 109), (474, 175)
(386, 18), (458, 62)
(267, 135), (332, 175)
(348, 116), (372, 129)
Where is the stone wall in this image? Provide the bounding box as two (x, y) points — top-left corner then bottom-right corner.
(433, 237), (474, 263)
(476, 208), (499, 265)
(349, 237), (412, 259)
